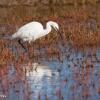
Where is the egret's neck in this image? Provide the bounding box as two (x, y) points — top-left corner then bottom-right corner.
(43, 22), (52, 35)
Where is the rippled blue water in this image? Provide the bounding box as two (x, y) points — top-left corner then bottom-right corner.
(0, 46), (100, 100)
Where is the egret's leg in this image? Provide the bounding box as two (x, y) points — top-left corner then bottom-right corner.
(18, 39), (28, 52)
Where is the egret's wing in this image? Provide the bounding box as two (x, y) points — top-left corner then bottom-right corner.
(14, 21), (44, 39)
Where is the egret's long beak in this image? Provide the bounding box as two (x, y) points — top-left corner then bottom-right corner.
(51, 26), (65, 46)
(54, 27), (63, 40)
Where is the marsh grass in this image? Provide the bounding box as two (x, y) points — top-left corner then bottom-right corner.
(0, 2), (100, 65)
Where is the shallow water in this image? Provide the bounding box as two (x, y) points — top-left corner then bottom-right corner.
(0, 45), (100, 100)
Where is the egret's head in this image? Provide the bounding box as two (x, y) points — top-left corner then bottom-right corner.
(47, 21), (63, 40)
(48, 21), (59, 31)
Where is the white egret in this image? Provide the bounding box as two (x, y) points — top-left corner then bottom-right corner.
(12, 21), (63, 51)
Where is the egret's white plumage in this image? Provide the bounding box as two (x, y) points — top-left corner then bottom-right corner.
(12, 21), (59, 43)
